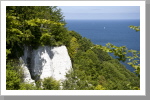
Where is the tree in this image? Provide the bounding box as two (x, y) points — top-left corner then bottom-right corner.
(6, 6), (66, 59)
(6, 6), (140, 90)
(68, 37), (79, 59)
(6, 60), (24, 90)
(93, 42), (140, 77)
(62, 69), (94, 90)
(6, 6), (67, 90)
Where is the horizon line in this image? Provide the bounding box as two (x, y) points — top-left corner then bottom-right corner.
(64, 19), (140, 20)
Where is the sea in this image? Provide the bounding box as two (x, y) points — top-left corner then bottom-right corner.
(65, 19), (140, 72)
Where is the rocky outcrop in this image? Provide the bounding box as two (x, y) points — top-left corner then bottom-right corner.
(19, 58), (35, 84)
(20, 45), (72, 84)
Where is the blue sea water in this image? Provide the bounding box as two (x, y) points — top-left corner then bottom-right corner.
(66, 19), (140, 72)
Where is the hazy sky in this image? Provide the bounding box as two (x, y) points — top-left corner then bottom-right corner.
(58, 6), (140, 20)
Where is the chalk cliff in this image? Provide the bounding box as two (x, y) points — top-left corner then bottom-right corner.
(20, 45), (72, 84)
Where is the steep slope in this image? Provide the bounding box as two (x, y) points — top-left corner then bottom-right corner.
(6, 6), (140, 90)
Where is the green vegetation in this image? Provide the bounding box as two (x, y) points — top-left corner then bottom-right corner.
(94, 43), (140, 77)
(63, 34), (140, 90)
(6, 60), (24, 90)
(129, 25), (140, 32)
(6, 6), (67, 90)
(6, 6), (140, 90)
(6, 6), (69, 59)
(42, 77), (60, 90)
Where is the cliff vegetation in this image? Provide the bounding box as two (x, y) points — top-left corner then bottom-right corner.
(6, 6), (140, 90)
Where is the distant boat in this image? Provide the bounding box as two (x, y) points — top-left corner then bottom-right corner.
(104, 27), (105, 29)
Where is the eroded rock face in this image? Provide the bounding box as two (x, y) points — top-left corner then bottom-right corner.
(19, 58), (35, 84)
(20, 45), (72, 84)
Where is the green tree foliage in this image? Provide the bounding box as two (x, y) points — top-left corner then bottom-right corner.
(6, 6), (140, 90)
(6, 69), (21, 90)
(64, 29), (140, 90)
(78, 37), (93, 51)
(94, 85), (105, 90)
(63, 40), (140, 90)
(95, 25), (141, 77)
(40, 33), (54, 46)
(6, 6), (69, 90)
(19, 83), (37, 90)
(128, 25), (140, 76)
(68, 37), (79, 59)
(6, 60), (24, 90)
(63, 69), (94, 90)
(129, 25), (140, 32)
(6, 6), (67, 59)
(6, 60), (38, 90)
(42, 77), (60, 90)
(93, 43), (140, 77)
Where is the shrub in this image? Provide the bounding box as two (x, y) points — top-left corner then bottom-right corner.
(42, 77), (60, 90)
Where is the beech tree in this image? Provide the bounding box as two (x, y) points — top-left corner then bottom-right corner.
(6, 6), (140, 90)
(6, 6), (66, 59)
(6, 6), (67, 90)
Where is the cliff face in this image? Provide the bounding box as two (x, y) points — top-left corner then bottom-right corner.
(20, 45), (72, 84)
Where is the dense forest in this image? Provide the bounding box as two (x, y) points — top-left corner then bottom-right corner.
(6, 6), (140, 90)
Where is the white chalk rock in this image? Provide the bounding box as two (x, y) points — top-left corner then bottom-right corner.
(21, 45), (72, 83)
(19, 58), (35, 84)
(51, 46), (72, 81)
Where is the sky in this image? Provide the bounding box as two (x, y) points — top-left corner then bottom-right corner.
(58, 6), (140, 20)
